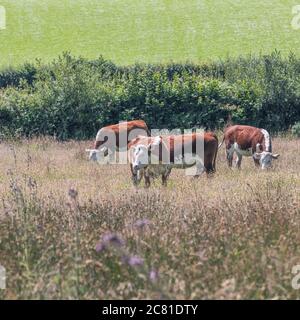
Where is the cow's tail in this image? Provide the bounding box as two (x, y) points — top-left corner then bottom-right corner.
(146, 127), (151, 137)
(218, 136), (225, 149)
(211, 134), (219, 172)
(213, 140), (218, 172)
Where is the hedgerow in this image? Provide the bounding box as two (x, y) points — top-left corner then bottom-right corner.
(1, 52), (300, 139)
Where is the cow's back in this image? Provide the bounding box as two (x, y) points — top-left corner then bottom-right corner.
(224, 125), (264, 150)
(95, 120), (150, 150)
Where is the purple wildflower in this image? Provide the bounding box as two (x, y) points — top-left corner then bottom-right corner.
(102, 233), (124, 247)
(134, 219), (151, 230)
(95, 233), (124, 253)
(123, 255), (144, 267)
(95, 241), (106, 253)
(149, 269), (159, 282)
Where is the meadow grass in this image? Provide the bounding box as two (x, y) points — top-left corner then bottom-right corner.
(0, 136), (299, 299)
(0, 0), (300, 66)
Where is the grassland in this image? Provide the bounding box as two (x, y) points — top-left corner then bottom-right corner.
(0, 0), (300, 66)
(0, 137), (299, 299)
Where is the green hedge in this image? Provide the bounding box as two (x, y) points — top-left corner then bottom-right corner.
(1, 52), (300, 139)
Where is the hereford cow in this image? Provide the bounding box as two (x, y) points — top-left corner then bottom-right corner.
(128, 132), (218, 187)
(86, 120), (150, 162)
(219, 125), (279, 169)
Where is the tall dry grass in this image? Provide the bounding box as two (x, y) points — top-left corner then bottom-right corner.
(0, 137), (299, 299)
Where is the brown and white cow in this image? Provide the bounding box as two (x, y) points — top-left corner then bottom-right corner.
(128, 132), (218, 187)
(219, 125), (279, 169)
(86, 120), (150, 162)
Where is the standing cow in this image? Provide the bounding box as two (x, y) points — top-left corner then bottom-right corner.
(128, 132), (218, 187)
(219, 125), (279, 169)
(86, 120), (150, 162)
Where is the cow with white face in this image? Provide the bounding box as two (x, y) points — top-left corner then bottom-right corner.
(86, 120), (150, 164)
(86, 147), (109, 164)
(219, 125), (280, 170)
(253, 150), (280, 170)
(128, 132), (219, 187)
(130, 136), (172, 186)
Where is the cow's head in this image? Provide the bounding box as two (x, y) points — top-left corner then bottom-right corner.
(253, 151), (280, 169)
(131, 137), (161, 173)
(86, 147), (109, 162)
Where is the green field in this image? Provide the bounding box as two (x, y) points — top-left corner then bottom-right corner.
(0, 0), (300, 66)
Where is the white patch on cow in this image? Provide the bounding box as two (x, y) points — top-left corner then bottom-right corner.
(132, 144), (150, 170)
(86, 147), (109, 163)
(233, 142), (252, 157)
(256, 143), (261, 153)
(261, 129), (271, 152)
(227, 144), (235, 157)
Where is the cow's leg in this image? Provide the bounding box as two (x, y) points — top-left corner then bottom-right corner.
(144, 169), (151, 188)
(192, 156), (206, 178)
(161, 168), (171, 186)
(205, 165), (214, 177)
(204, 152), (216, 177)
(132, 173), (140, 186)
(144, 173), (151, 188)
(252, 147), (261, 168)
(253, 157), (260, 168)
(235, 153), (242, 169)
(131, 165), (143, 186)
(226, 145), (234, 168)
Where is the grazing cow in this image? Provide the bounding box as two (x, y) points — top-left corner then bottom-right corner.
(219, 125), (279, 169)
(86, 120), (150, 162)
(128, 132), (218, 187)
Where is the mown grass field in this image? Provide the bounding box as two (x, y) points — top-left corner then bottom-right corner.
(0, 137), (299, 299)
(0, 0), (300, 66)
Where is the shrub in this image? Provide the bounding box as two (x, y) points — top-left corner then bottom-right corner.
(0, 63), (37, 88)
(292, 122), (300, 137)
(0, 51), (300, 139)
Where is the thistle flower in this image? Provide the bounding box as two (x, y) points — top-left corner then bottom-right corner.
(95, 233), (124, 253)
(149, 269), (159, 282)
(133, 218), (151, 230)
(126, 256), (144, 267)
(102, 233), (124, 247)
(95, 242), (106, 253)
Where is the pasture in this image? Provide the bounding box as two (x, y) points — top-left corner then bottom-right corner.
(0, 0), (300, 66)
(0, 137), (299, 299)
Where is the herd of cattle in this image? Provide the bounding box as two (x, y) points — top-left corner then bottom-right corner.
(86, 120), (280, 187)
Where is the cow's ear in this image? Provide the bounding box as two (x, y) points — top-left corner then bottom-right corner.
(272, 154), (280, 159)
(253, 153), (261, 160)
